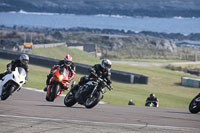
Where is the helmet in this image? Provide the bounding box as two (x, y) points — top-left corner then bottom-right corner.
(64, 54), (72, 66)
(101, 59), (112, 70)
(20, 54), (29, 65)
(150, 93), (155, 98)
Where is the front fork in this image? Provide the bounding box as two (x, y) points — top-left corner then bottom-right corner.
(90, 85), (98, 98)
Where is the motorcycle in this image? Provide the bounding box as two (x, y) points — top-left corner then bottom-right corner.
(0, 67), (26, 100)
(145, 101), (159, 107)
(189, 93), (200, 114)
(45, 65), (70, 102)
(64, 74), (112, 109)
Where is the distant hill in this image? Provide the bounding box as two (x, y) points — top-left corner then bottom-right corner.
(0, 0), (200, 17)
(0, 25), (179, 60)
(2, 25), (200, 61)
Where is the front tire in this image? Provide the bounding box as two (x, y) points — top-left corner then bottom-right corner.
(85, 91), (102, 109)
(46, 84), (59, 102)
(189, 94), (200, 114)
(64, 91), (76, 107)
(1, 85), (14, 100)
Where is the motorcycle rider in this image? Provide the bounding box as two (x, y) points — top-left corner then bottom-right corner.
(43, 54), (76, 91)
(0, 54), (29, 82)
(72, 59), (113, 91)
(145, 93), (159, 107)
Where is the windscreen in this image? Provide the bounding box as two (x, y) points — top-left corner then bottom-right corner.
(17, 67), (26, 76)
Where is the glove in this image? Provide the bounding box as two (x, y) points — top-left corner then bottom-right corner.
(109, 84), (113, 91)
(90, 71), (96, 76)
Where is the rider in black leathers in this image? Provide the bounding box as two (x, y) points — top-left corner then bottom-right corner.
(145, 93), (159, 107)
(0, 54), (29, 81)
(73, 59), (113, 91)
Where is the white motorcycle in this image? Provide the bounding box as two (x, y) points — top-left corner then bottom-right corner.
(0, 67), (26, 100)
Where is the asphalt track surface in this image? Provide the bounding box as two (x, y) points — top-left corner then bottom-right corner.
(0, 88), (200, 133)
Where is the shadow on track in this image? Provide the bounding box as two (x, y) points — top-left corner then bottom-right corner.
(36, 104), (85, 109)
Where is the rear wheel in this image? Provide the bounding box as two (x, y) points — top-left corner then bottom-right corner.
(64, 91), (76, 107)
(85, 91), (102, 109)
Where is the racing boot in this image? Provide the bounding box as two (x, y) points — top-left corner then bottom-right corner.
(43, 85), (48, 92)
(44, 75), (51, 92)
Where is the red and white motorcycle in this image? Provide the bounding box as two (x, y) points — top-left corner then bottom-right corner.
(45, 65), (71, 102)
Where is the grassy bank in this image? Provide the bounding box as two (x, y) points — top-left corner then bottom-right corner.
(1, 46), (199, 108)
(31, 45), (99, 65)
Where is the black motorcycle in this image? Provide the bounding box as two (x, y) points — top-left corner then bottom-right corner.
(64, 75), (112, 109)
(145, 101), (159, 107)
(189, 93), (200, 114)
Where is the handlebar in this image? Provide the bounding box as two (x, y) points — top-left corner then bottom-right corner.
(91, 72), (112, 91)
(146, 100), (158, 103)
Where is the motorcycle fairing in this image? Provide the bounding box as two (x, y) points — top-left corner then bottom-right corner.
(0, 67), (26, 97)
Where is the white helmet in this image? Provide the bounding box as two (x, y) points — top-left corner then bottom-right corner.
(64, 54), (72, 66)
(20, 54), (29, 65)
(101, 59), (112, 70)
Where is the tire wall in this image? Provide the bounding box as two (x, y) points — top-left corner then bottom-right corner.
(0, 49), (148, 84)
(181, 77), (200, 88)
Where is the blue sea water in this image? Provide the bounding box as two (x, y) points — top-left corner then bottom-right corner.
(0, 11), (200, 34)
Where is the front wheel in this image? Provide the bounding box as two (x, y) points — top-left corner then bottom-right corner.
(189, 94), (200, 114)
(1, 85), (15, 100)
(46, 84), (59, 102)
(64, 91), (76, 107)
(85, 91), (103, 109)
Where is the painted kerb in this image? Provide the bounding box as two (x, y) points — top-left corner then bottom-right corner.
(0, 49), (148, 84)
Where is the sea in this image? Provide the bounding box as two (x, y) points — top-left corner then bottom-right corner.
(0, 10), (200, 35)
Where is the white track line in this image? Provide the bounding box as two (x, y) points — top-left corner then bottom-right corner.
(0, 114), (199, 131)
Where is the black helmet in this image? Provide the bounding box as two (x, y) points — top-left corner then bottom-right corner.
(150, 93), (155, 98)
(101, 59), (112, 70)
(20, 54), (29, 65)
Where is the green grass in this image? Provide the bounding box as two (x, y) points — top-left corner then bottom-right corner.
(31, 45), (99, 65)
(1, 46), (200, 108)
(111, 58), (188, 63)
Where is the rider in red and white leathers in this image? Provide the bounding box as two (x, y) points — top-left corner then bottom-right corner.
(43, 54), (76, 91)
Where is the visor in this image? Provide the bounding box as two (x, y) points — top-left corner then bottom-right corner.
(65, 61), (72, 65)
(23, 59), (29, 64)
(105, 64), (111, 69)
